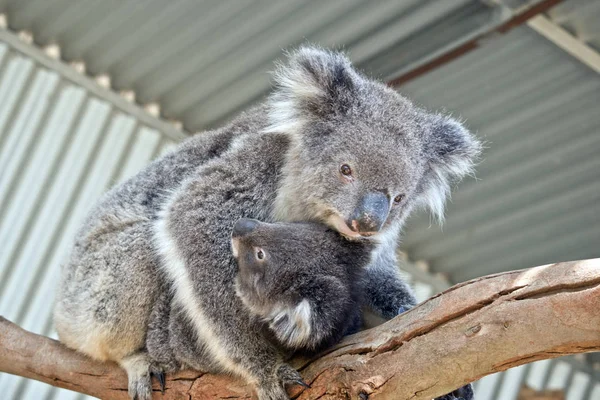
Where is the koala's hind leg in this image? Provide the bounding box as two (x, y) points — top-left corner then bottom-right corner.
(362, 243), (417, 320)
(54, 222), (161, 390)
(253, 364), (308, 400)
(120, 352), (153, 400)
(146, 288), (183, 376)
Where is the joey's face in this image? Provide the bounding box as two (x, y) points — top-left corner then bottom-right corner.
(230, 218), (374, 316)
(231, 219), (308, 315)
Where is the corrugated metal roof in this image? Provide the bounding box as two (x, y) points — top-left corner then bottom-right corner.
(1, 1), (594, 282)
(0, 0), (502, 132)
(0, 36), (176, 399)
(398, 24), (600, 283)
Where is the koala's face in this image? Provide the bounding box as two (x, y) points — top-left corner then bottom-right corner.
(269, 47), (481, 239)
(288, 97), (426, 238)
(230, 218), (372, 317)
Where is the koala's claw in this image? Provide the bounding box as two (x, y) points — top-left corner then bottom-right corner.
(277, 363), (309, 389)
(121, 353), (153, 400)
(293, 379), (311, 388)
(151, 370), (166, 393)
(397, 305), (411, 315)
(435, 383), (474, 400)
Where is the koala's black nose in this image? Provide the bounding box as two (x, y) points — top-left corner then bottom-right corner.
(350, 192), (389, 234)
(232, 218), (261, 238)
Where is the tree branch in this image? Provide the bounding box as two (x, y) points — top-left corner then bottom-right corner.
(2, 259), (599, 399)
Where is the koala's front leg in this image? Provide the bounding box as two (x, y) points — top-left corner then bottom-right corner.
(362, 241), (417, 320)
(435, 385), (474, 400)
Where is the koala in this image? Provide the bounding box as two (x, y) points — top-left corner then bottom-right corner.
(231, 218), (374, 352)
(145, 219), (374, 383)
(55, 46), (480, 400)
(54, 110), (253, 397)
(150, 131), (335, 399)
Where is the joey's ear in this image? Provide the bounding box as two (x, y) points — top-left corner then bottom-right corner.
(266, 46), (357, 134)
(419, 114), (482, 222)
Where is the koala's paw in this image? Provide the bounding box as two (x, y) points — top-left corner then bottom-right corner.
(277, 364), (311, 389)
(120, 353), (152, 400)
(149, 363), (167, 394)
(397, 304), (412, 315)
(256, 385), (290, 400)
(255, 365), (309, 400)
(435, 383), (474, 400)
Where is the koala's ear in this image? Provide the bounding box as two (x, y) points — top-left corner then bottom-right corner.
(266, 46), (357, 134)
(420, 114), (482, 222)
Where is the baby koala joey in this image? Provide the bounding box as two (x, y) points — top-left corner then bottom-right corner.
(231, 218), (375, 353)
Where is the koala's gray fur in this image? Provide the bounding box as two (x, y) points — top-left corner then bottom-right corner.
(152, 131), (311, 400)
(145, 220), (373, 379)
(231, 219), (374, 352)
(55, 46), (480, 400)
(146, 289), (220, 374)
(54, 112), (256, 398)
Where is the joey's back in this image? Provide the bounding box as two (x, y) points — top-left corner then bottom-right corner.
(152, 132), (299, 394)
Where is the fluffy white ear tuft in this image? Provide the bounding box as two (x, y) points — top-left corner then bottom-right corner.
(265, 46), (356, 135)
(419, 114), (482, 223)
(267, 299), (312, 349)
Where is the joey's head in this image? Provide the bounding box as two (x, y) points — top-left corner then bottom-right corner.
(268, 47), (481, 238)
(230, 218), (374, 319)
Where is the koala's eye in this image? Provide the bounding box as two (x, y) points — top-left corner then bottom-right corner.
(255, 248), (265, 261)
(340, 164), (352, 177)
(393, 194), (405, 205)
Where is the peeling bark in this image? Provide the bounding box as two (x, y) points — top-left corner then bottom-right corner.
(1, 259), (599, 399)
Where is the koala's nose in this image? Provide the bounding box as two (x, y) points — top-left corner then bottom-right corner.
(350, 192), (389, 234)
(232, 218), (261, 238)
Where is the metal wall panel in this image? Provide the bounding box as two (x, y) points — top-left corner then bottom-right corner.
(399, 25), (600, 283)
(0, 36), (178, 400)
(393, 22), (600, 399)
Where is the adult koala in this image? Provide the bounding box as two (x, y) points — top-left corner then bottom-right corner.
(54, 47), (480, 400)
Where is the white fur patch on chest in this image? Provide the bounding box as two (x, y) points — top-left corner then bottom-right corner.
(153, 207), (253, 382)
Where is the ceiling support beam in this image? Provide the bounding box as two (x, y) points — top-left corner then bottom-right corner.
(527, 14), (600, 74)
(387, 0), (564, 87)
